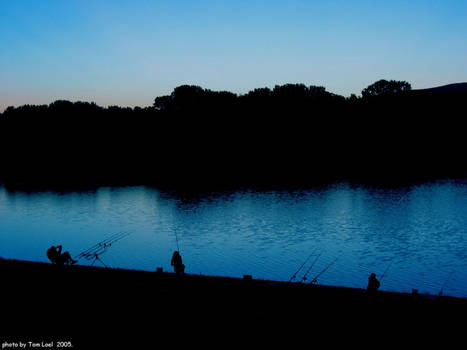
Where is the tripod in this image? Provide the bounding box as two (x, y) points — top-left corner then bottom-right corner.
(90, 252), (109, 267)
(75, 232), (130, 268)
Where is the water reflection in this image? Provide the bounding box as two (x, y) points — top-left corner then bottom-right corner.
(0, 181), (466, 297)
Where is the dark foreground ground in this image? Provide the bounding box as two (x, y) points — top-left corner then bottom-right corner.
(1, 258), (465, 347)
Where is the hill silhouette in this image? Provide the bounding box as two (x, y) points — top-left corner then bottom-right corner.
(0, 80), (465, 189)
(416, 82), (467, 94)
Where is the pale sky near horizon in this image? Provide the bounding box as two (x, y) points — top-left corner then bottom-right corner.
(1, 0), (467, 112)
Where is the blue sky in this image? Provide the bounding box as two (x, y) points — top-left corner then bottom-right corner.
(1, 0), (466, 111)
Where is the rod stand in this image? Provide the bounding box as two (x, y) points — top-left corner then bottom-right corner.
(90, 253), (108, 268)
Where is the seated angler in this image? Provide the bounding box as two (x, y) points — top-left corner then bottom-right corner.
(47, 245), (77, 265)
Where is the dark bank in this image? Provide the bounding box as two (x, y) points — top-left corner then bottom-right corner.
(2, 257), (465, 341)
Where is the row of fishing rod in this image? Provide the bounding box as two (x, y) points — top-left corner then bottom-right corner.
(73, 229), (181, 267)
(288, 250), (339, 284)
(75, 232), (354, 285)
(73, 228), (181, 266)
(288, 249), (393, 285)
(74, 232), (341, 285)
(74, 231), (130, 266)
(73, 231), (456, 296)
(288, 251), (455, 297)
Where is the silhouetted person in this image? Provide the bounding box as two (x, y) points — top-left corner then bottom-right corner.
(47, 245), (77, 265)
(367, 273), (380, 293)
(171, 250), (185, 276)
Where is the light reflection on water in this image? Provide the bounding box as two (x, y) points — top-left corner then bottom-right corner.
(0, 180), (466, 297)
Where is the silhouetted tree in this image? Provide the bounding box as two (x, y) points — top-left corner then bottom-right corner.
(361, 79), (411, 98)
(1, 80), (466, 189)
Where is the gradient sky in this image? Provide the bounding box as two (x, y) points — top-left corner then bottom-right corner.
(1, 0), (466, 111)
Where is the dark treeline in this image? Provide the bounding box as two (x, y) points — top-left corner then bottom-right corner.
(0, 80), (466, 189)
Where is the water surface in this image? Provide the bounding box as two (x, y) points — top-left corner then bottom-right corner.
(0, 181), (466, 297)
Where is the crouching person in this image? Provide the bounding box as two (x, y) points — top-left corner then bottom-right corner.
(47, 245), (77, 265)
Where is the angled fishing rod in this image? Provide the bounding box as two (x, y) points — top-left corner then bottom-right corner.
(438, 271), (455, 297)
(289, 249), (317, 282)
(174, 227), (181, 253)
(310, 257), (339, 284)
(75, 232), (129, 259)
(301, 252), (322, 282)
(75, 231), (130, 267)
(379, 259), (394, 283)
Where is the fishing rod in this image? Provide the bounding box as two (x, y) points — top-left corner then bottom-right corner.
(379, 259), (393, 283)
(75, 232), (130, 267)
(76, 232), (129, 259)
(174, 227), (181, 253)
(301, 252), (322, 282)
(438, 271), (454, 297)
(310, 257), (339, 284)
(288, 249), (317, 282)
(75, 232), (129, 259)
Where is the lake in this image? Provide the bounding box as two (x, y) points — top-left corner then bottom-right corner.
(0, 180), (466, 297)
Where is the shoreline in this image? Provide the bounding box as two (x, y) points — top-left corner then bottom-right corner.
(2, 257), (465, 345)
(2, 257), (464, 300)
(2, 258), (465, 325)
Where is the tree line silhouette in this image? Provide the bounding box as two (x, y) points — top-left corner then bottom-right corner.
(0, 80), (465, 189)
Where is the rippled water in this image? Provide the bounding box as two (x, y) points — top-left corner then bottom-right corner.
(0, 181), (466, 297)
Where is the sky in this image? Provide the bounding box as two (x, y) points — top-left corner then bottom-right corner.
(1, 0), (467, 111)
